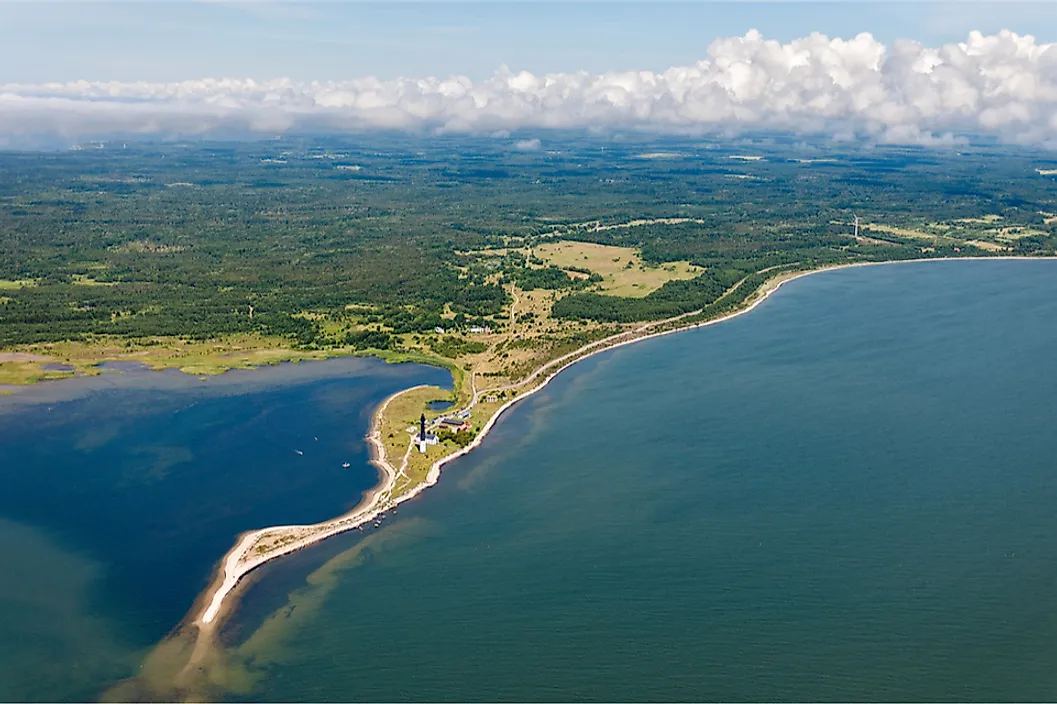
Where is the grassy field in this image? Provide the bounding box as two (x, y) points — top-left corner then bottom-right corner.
(533, 240), (701, 297)
(71, 275), (117, 286)
(863, 223), (960, 242)
(0, 279), (37, 290)
(0, 360), (77, 385)
(381, 385), (452, 434)
(863, 222), (1010, 251)
(0, 334), (358, 385)
(378, 384), (472, 496)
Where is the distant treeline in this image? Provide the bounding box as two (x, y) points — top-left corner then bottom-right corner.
(1, 135), (1054, 348)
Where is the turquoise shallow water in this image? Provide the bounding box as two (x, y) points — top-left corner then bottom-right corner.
(225, 260), (1057, 702)
(0, 357), (450, 702)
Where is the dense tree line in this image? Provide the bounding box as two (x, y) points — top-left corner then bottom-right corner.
(502, 264), (601, 290)
(1, 135), (1053, 348)
(429, 336), (489, 358)
(343, 329), (393, 350)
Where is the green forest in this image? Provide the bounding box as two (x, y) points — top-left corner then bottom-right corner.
(1, 133), (1056, 349)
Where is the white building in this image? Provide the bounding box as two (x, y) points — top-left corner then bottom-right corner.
(417, 434), (439, 453)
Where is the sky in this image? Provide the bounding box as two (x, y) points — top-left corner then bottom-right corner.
(1, 1), (1057, 146)
(2, 1), (1055, 82)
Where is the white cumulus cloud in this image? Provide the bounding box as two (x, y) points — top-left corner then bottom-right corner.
(514, 138), (542, 151)
(3, 30), (1057, 146)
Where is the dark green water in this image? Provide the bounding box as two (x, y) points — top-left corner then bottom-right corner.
(0, 357), (450, 702)
(222, 261), (1057, 702)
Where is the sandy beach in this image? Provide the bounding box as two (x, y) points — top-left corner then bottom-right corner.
(195, 384), (435, 628)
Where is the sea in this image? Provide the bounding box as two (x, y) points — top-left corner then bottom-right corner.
(3, 260), (1057, 701)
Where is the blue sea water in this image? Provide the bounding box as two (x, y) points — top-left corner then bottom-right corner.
(4, 260), (1057, 701)
(221, 260), (1057, 702)
(0, 357), (450, 701)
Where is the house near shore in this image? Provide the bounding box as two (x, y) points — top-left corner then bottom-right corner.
(468, 326), (493, 334)
(438, 417), (471, 433)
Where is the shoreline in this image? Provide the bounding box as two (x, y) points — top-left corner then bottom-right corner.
(154, 256), (1057, 635)
(194, 384), (436, 630)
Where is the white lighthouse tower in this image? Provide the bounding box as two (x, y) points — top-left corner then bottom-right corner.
(417, 413), (438, 453)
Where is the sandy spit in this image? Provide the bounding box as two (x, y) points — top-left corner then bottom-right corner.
(190, 255), (1051, 632)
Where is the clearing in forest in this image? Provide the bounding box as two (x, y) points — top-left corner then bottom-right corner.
(863, 223), (952, 241)
(533, 240), (701, 298)
(864, 220), (1043, 249)
(0, 279), (37, 290)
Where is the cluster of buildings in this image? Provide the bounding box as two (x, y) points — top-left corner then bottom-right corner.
(437, 416), (472, 433)
(417, 411), (473, 453)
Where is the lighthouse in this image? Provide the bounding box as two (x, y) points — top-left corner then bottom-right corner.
(417, 413), (429, 453)
(417, 413), (439, 453)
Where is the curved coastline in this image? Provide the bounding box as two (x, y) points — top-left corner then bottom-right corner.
(194, 384), (435, 628)
(188, 256), (1049, 634)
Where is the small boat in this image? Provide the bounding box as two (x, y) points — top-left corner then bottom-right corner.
(294, 449), (303, 456)
(342, 462), (351, 468)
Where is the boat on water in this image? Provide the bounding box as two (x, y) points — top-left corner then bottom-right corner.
(342, 462), (351, 468)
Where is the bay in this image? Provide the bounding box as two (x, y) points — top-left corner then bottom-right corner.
(0, 356), (451, 702)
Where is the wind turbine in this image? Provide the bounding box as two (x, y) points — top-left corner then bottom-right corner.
(853, 214), (861, 239)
